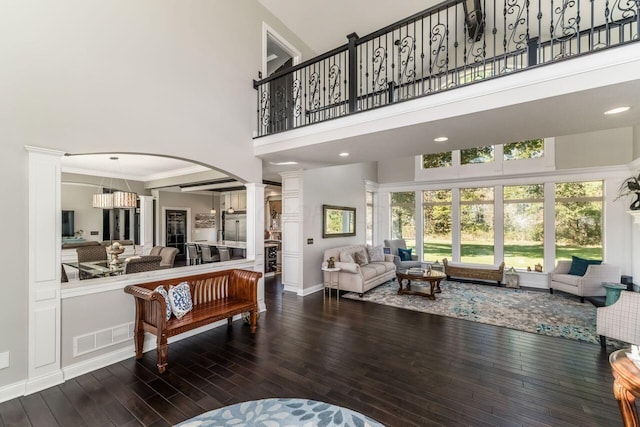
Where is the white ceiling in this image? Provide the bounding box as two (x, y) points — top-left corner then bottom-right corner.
(258, 0), (439, 54)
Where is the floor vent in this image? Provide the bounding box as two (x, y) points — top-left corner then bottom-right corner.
(73, 322), (135, 357)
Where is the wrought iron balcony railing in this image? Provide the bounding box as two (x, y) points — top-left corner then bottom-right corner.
(254, 0), (639, 137)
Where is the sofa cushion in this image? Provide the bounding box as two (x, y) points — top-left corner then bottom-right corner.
(552, 274), (581, 287)
(340, 251), (355, 263)
(568, 256), (601, 276)
(154, 285), (172, 321)
(354, 248), (369, 266)
(367, 245), (385, 262)
(398, 247), (413, 261)
(168, 282), (193, 319)
(365, 263), (387, 276)
(378, 261), (396, 273)
(360, 265), (380, 281)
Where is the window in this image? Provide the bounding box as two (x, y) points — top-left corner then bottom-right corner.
(391, 192), (416, 252)
(422, 151), (452, 169)
(460, 187), (494, 264)
(366, 191), (374, 245)
(504, 139), (544, 160)
(504, 185), (544, 269)
(555, 181), (603, 261)
(423, 190), (452, 262)
(461, 146), (494, 165)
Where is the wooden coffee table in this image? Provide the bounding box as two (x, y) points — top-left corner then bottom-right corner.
(396, 269), (446, 300)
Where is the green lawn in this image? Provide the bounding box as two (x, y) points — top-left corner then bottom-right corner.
(409, 240), (602, 270)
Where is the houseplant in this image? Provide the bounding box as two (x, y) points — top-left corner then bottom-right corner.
(618, 173), (640, 210)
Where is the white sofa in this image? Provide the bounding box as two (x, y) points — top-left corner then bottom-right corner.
(549, 260), (621, 302)
(323, 244), (396, 296)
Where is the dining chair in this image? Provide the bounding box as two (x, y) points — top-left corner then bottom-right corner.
(199, 245), (220, 263)
(186, 244), (201, 265)
(124, 256), (162, 274)
(76, 245), (108, 280)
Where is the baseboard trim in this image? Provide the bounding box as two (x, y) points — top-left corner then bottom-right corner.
(63, 346), (137, 381)
(0, 380), (26, 404)
(301, 283), (323, 296)
(24, 370), (64, 395)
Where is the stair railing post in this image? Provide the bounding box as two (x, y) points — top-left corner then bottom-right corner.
(527, 37), (539, 67)
(347, 32), (359, 114)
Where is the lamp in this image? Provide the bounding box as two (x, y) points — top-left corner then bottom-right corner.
(228, 206), (235, 214)
(92, 156), (138, 209)
(462, 0), (484, 42)
(210, 192), (216, 215)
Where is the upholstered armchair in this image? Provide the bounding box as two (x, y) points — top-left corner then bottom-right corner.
(384, 239), (421, 269)
(597, 291), (640, 347)
(549, 260), (621, 303)
(159, 247), (179, 268)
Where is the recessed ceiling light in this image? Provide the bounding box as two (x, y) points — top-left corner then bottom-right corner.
(339, 152), (349, 157)
(269, 161), (298, 165)
(434, 136), (449, 142)
(604, 106), (630, 115)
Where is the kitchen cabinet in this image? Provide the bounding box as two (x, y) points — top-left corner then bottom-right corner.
(222, 190), (246, 212)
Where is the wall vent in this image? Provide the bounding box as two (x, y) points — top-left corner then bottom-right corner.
(73, 322), (135, 357)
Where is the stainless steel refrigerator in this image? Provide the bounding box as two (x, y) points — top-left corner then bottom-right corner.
(223, 212), (247, 241)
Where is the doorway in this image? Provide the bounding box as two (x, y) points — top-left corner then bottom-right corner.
(166, 209), (187, 261)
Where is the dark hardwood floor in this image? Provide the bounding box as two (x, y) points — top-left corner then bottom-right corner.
(0, 276), (622, 426)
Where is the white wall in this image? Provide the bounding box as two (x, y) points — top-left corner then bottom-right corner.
(302, 163), (378, 290)
(0, 0), (313, 393)
(555, 127), (633, 169)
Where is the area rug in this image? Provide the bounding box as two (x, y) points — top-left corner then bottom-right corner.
(343, 280), (623, 347)
(175, 398), (384, 427)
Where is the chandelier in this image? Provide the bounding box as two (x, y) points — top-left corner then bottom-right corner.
(92, 156), (138, 209)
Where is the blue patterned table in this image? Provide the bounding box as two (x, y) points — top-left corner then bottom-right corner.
(175, 398), (385, 427)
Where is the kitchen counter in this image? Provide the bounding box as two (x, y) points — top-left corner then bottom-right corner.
(190, 240), (247, 249)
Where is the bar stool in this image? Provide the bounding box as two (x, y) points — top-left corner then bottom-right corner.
(186, 244), (201, 265)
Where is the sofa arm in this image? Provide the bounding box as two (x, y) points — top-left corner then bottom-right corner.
(124, 285), (167, 328)
(551, 260), (572, 275)
(335, 262), (360, 274)
(597, 291), (640, 341)
(580, 264), (621, 287)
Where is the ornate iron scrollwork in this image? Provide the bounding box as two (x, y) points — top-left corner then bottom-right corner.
(328, 63), (342, 105)
(371, 45), (388, 93)
(260, 91), (270, 127)
(308, 71), (320, 112)
(397, 35), (416, 86)
(504, 0), (528, 52)
(292, 78), (302, 118)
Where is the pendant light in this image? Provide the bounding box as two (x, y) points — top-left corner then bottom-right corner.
(92, 156), (138, 209)
(210, 192), (216, 215)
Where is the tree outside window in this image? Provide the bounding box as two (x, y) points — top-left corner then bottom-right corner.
(555, 181), (603, 261)
(504, 139), (544, 160)
(461, 146), (494, 164)
(460, 187), (494, 264)
(423, 190), (452, 262)
(391, 192), (416, 251)
(504, 184), (544, 269)
(422, 151), (452, 169)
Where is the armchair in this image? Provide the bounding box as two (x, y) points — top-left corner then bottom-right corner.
(384, 239), (421, 269)
(549, 260), (621, 303)
(597, 290), (640, 347)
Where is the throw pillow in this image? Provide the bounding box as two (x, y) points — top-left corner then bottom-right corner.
(398, 247), (413, 261)
(168, 282), (193, 319)
(354, 248), (369, 266)
(568, 256), (602, 276)
(340, 251), (355, 263)
(367, 244), (385, 262)
(154, 285), (172, 321)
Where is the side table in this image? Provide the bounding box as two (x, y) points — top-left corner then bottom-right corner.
(321, 267), (341, 302)
(604, 283), (627, 306)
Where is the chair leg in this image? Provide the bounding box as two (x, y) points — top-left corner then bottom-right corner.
(549, 288), (554, 294)
(156, 333), (168, 374)
(599, 335), (607, 348)
(580, 296), (585, 303)
(249, 310), (258, 334)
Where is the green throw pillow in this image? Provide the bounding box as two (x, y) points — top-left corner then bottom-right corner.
(398, 247), (412, 261)
(567, 255), (601, 276)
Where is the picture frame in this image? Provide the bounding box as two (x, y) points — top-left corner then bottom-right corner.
(383, 247), (391, 255)
(322, 205), (356, 238)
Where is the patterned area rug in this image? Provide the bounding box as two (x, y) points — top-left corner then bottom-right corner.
(176, 398), (384, 426)
(344, 280), (624, 347)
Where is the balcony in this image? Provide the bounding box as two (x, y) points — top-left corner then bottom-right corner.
(253, 0), (639, 138)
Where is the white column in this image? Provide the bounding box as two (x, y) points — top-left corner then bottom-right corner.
(138, 195), (154, 255)
(279, 170), (303, 295)
(26, 146), (65, 394)
(543, 182), (556, 274)
(378, 189), (391, 244)
(245, 183), (266, 311)
(451, 187), (461, 262)
(414, 190), (423, 261)
(494, 184), (504, 265)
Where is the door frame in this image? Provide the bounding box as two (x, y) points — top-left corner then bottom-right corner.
(262, 22), (301, 78)
(161, 206), (191, 253)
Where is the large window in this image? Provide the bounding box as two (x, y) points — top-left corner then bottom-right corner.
(555, 181), (603, 261)
(391, 192), (416, 251)
(366, 191), (374, 246)
(423, 190), (452, 262)
(504, 185), (544, 269)
(460, 187), (494, 264)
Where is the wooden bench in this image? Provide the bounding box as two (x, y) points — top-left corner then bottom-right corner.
(124, 269), (262, 373)
(442, 258), (505, 285)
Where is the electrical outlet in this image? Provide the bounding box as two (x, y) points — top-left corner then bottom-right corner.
(0, 351), (9, 369)
(90, 231), (99, 235)
(307, 238), (313, 244)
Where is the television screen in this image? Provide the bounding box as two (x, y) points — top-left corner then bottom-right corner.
(62, 210), (74, 237)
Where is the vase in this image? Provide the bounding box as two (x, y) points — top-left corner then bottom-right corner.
(631, 192), (640, 211)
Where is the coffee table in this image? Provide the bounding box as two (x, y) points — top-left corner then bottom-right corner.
(396, 269), (446, 300)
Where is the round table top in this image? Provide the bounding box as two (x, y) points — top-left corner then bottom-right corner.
(397, 269), (446, 279)
(604, 282), (627, 290)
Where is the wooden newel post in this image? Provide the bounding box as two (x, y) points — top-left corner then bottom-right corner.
(347, 32), (359, 114)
